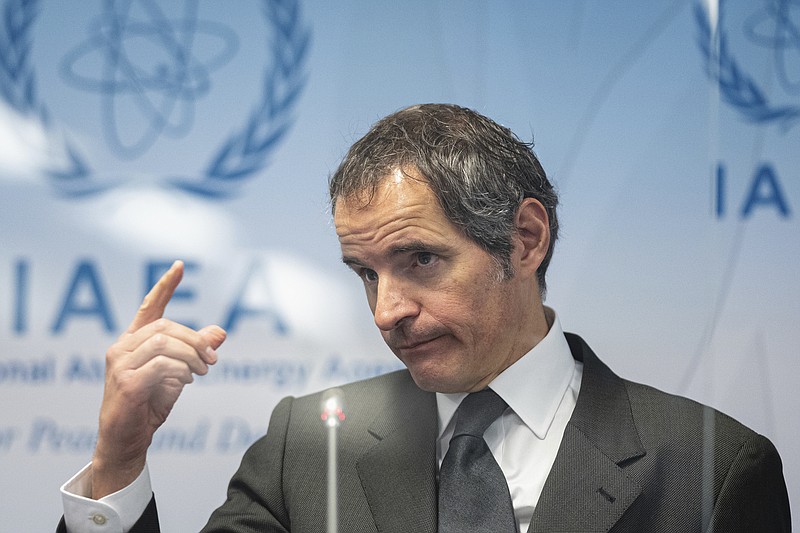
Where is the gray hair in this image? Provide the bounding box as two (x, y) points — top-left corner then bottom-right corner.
(329, 103), (558, 296)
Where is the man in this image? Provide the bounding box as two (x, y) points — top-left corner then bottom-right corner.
(59, 104), (791, 532)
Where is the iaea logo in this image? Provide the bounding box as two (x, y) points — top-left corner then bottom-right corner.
(695, 0), (800, 131)
(0, 0), (310, 198)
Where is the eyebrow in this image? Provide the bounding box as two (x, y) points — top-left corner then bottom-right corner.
(388, 240), (440, 255)
(340, 240), (446, 268)
(341, 255), (363, 269)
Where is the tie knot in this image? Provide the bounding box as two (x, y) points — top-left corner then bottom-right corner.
(452, 389), (508, 438)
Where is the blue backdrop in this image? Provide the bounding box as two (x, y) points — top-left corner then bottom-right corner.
(1, 1), (797, 529)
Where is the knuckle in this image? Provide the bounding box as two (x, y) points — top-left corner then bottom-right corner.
(105, 344), (124, 364)
(150, 333), (168, 352)
(150, 354), (172, 372)
(139, 294), (153, 309)
(152, 318), (169, 332)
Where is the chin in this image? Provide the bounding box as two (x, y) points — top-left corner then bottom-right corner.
(407, 367), (467, 394)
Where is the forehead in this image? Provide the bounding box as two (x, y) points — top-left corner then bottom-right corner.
(334, 169), (458, 252)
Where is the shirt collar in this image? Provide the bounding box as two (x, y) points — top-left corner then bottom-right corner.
(436, 307), (576, 440)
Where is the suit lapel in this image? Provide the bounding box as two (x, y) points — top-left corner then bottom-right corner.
(356, 374), (438, 533)
(529, 334), (646, 532)
(352, 335), (645, 532)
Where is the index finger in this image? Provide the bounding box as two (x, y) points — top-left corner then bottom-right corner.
(126, 260), (184, 334)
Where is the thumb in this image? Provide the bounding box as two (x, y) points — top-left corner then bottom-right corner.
(200, 325), (227, 352)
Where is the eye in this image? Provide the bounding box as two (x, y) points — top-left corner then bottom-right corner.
(415, 252), (438, 267)
(360, 268), (378, 284)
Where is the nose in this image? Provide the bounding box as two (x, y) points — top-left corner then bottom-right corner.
(372, 277), (419, 331)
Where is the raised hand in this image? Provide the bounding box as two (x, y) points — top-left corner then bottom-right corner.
(91, 260), (226, 498)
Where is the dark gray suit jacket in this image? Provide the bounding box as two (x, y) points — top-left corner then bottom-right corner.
(60, 333), (792, 532)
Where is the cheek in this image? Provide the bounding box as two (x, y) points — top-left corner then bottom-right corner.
(428, 291), (487, 340)
(466, 282), (514, 331)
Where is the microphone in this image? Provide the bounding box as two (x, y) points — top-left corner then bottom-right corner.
(321, 388), (345, 533)
(321, 388), (346, 427)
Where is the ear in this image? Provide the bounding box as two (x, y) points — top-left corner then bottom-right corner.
(512, 197), (550, 280)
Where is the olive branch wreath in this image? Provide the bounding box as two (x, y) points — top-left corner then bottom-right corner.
(694, 1), (800, 132)
(0, 0), (310, 198)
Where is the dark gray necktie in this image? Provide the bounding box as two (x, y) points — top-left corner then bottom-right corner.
(438, 388), (516, 533)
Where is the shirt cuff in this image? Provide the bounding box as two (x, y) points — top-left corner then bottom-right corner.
(61, 462), (153, 533)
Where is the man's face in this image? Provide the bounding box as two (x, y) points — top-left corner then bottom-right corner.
(334, 169), (538, 393)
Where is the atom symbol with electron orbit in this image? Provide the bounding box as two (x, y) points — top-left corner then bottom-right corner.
(59, 0), (239, 159)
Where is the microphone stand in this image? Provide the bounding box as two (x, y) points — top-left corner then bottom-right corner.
(321, 389), (345, 533)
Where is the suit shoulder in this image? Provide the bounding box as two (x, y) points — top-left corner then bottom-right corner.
(619, 379), (790, 529)
(293, 369), (415, 404)
(283, 369), (426, 425)
(565, 332), (775, 453)
(622, 378), (765, 452)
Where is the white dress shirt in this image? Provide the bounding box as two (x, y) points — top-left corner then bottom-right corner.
(61, 463), (152, 533)
(436, 308), (582, 532)
(62, 308), (581, 533)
